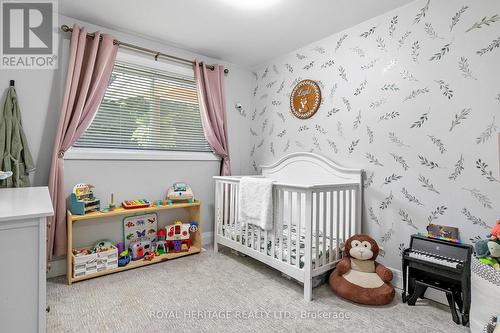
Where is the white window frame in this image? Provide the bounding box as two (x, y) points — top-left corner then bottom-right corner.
(65, 51), (218, 162)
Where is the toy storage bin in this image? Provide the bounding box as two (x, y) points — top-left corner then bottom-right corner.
(72, 246), (118, 277)
(72, 251), (97, 278)
(470, 257), (500, 333)
(96, 247), (118, 272)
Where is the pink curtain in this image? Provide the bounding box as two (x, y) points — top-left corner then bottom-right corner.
(194, 61), (231, 176)
(47, 25), (118, 258)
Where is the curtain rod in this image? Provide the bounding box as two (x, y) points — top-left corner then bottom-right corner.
(60, 24), (229, 74)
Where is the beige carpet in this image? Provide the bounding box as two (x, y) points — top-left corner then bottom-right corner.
(47, 247), (469, 333)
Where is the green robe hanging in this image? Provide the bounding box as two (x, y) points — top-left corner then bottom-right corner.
(0, 86), (35, 187)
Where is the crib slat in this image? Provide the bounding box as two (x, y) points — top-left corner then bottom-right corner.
(222, 183), (227, 237)
(252, 215), (256, 250)
(348, 189), (352, 239)
(263, 226), (268, 254)
(315, 192), (319, 267)
(329, 190), (334, 263)
(246, 186), (251, 248)
(335, 190), (339, 260)
(295, 192), (301, 268)
(230, 183), (235, 241)
(214, 181), (220, 251)
(271, 188), (277, 258)
(247, 218), (251, 249)
(322, 192), (328, 265)
(278, 189), (284, 261)
(236, 183), (243, 245)
(353, 188), (358, 235)
(322, 191), (327, 267)
(257, 224), (261, 252)
(262, 186), (268, 253)
(220, 182), (225, 236)
(287, 191), (292, 264)
(343, 190), (347, 245)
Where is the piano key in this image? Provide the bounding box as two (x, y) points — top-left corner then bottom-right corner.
(407, 251), (460, 268)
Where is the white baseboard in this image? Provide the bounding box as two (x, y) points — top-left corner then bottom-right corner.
(47, 231), (215, 279)
(389, 266), (403, 290)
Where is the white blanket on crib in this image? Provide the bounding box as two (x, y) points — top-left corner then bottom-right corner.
(238, 177), (274, 230)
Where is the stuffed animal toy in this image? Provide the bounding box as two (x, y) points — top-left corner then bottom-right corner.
(489, 241), (500, 258)
(329, 234), (395, 305)
(489, 219), (500, 241)
(475, 239), (500, 270)
(475, 239), (492, 258)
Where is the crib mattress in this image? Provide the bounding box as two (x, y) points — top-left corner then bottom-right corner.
(221, 223), (340, 269)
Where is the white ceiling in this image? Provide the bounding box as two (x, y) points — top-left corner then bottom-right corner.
(59, 0), (414, 68)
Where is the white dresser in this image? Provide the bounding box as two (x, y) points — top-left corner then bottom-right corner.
(0, 187), (53, 333)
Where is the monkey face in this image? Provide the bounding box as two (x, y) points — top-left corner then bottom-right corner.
(349, 240), (374, 260)
(344, 234), (380, 260)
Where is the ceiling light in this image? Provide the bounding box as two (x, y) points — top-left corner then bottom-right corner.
(219, 0), (281, 10)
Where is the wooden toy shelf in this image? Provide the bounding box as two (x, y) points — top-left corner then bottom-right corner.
(66, 200), (201, 285)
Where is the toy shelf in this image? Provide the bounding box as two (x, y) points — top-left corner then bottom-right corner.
(66, 200), (201, 285)
(68, 200), (200, 223)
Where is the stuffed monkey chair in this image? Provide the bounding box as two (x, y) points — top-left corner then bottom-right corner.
(329, 234), (395, 305)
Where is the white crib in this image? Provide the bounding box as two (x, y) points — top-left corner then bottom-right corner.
(213, 152), (363, 301)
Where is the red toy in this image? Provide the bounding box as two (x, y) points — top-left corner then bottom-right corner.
(165, 221), (190, 252)
(144, 252), (155, 261)
(490, 218), (500, 241)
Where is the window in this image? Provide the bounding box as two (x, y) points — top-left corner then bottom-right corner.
(73, 55), (211, 154)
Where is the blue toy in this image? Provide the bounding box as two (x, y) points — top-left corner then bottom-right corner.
(189, 220), (199, 233)
(117, 243), (131, 267)
(70, 183), (100, 215)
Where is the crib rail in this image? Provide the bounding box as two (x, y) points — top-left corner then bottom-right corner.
(214, 177), (361, 273)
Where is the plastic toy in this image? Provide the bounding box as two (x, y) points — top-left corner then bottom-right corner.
(94, 240), (114, 252)
(189, 220), (199, 233)
(116, 243), (131, 267)
(109, 193), (116, 211)
(122, 199), (151, 209)
(123, 213), (158, 249)
(166, 182), (194, 202)
(474, 239), (500, 270)
(417, 232), (462, 244)
(128, 237), (153, 260)
(155, 229), (167, 255)
(489, 218), (500, 241)
(70, 183), (100, 215)
(72, 248), (92, 256)
(144, 252), (155, 261)
(165, 221), (191, 252)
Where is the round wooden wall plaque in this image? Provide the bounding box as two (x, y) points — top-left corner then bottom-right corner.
(290, 79), (321, 119)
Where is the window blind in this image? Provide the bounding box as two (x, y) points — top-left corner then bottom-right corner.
(74, 61), (211, 153)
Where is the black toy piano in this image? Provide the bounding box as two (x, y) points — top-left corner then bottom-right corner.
(402, 234), (473, 326)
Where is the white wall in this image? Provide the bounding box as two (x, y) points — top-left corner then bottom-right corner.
(0, 14), (254, 276)
(248, 0), (500, 271)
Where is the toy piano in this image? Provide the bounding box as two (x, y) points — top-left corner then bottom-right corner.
(121, 199), (151, 209)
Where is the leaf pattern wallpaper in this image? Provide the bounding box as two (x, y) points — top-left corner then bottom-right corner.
(247, 0), (500, 269)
